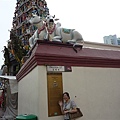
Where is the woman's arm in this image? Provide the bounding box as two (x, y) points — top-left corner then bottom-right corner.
(60, 106), (64, 114)
(69, 107), (77, 113)
(63, 107), (77, 114)
(69, 101), (78, 113)
(59, 101), (64, 114)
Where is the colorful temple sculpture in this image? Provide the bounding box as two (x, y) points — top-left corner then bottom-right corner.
(13, 0), (49, 42)
(4, 0), (49, 75)
(1, 1), (49, 118)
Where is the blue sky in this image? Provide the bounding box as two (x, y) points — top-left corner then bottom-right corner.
(0, 0), (120, 67)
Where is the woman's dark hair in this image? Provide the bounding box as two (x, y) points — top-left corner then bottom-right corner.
(63, 92), (70, 99)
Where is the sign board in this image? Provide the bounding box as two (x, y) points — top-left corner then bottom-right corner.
(47, 66), (72, 72)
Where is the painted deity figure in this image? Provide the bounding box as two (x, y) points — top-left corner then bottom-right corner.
(45, 15), (84, 45)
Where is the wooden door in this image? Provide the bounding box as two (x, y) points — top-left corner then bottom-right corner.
(47, 73), (63, 117)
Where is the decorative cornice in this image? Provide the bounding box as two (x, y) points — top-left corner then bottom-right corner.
(16, 40), (120, 81)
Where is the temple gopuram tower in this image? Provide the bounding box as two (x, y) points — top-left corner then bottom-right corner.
(7, 0), (49, 75)
(13, 0), (49, 43)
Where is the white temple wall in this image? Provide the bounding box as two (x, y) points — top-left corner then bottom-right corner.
(18, 66), (46, 116)
(18, 66), (120, 120)
(63, 67), (120, 120)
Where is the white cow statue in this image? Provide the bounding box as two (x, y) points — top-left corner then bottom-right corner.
(28, 14), (48, 48)
(46, 15), (84, 46)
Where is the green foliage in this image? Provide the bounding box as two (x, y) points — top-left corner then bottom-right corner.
(4, 46), (10, 65)
(9, 30), (28, 65)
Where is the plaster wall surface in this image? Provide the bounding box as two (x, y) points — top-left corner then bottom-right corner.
(18, 66), (39, 115)
(63, 67), (120, 120)
(18, 66), (120, 120)
(18, 66), (62, 120)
